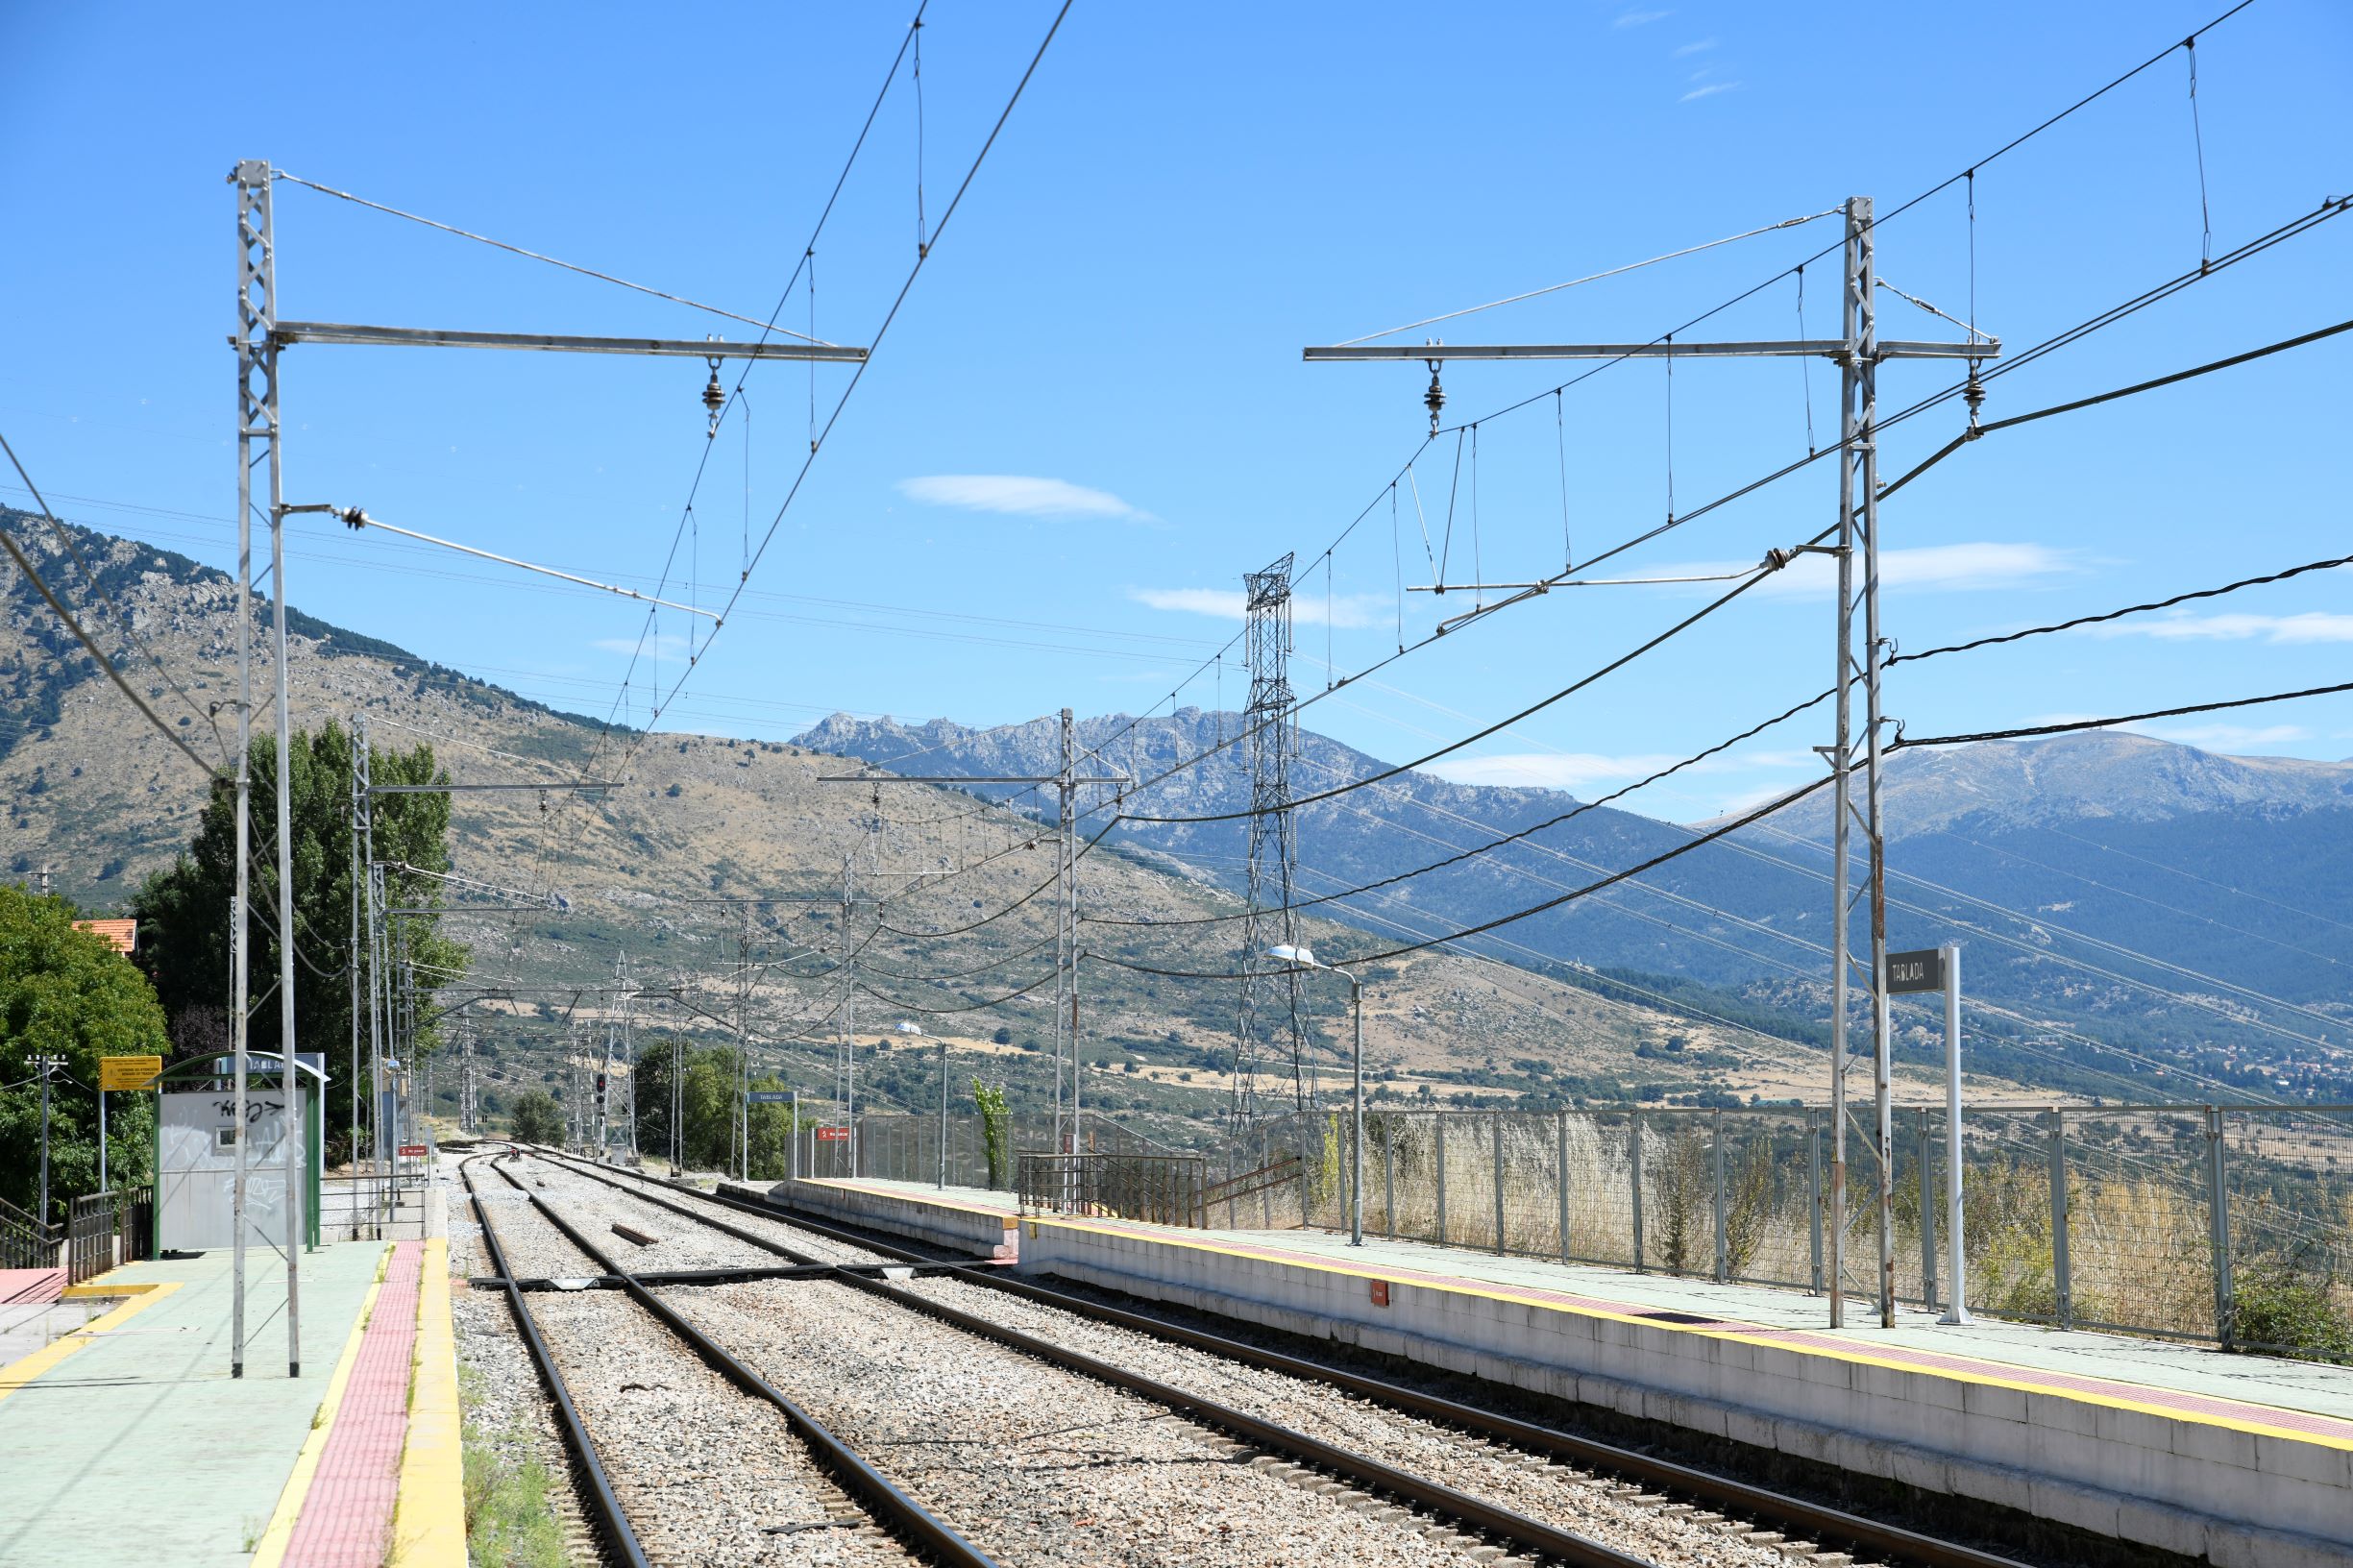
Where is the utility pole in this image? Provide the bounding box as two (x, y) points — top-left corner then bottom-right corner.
(459, 1019), (476, 1135)
(1059, 708), (1079, 1152)
(818, 732), (1123, 1166)
(348, 725), (363, 1172)
(1300, 195), (1996, 1329)
(24, 1053), (64, 1230)
(736, 913), (752, 1179)
(621, 955), (637, 1163)
(672, 968), (686, 1174)
(596, 952), (622, 1156)
(840, 861), (856, 1174)
(1237, 563), (1307, 1120)
(228, 165), (264, 1381)
(231, 159), (303, 1378)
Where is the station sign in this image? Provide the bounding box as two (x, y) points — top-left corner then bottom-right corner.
(100, 1054), (163, 1091)
(399, 1143), (428, 1158)
(815, 1126), (851, 1141)
(1884, 948), (1948, 995)
(746, 1090), (792, 1104)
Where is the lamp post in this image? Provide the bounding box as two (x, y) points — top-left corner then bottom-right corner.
(1268, 945), (1364, 1246)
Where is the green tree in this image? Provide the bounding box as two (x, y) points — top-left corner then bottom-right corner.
(634, 1037), (746, 1172)
(131, 723), (466, 1166)
(507, 1090), (562, 1145)
(0, 885), (170, 1225)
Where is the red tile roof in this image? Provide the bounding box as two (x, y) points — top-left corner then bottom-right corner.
(75, 919), (136, 953)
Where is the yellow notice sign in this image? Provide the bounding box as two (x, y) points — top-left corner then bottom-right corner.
(100, 1055), (162, 1091)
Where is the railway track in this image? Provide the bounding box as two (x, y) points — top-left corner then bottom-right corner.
(462, 1152), (974, 1567)
(502, 1150), (2033, 1568)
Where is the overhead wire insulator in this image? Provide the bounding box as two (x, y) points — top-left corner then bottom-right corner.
(702, 353), (725, 437)
(1423, 355), (1446, 436)
(1963, 361), (1987, 437)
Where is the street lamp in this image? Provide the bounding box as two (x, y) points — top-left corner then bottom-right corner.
(1268, 944), (1365, 1246)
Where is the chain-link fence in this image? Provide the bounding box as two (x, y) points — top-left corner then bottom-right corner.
(797, 1107), (1196, 1191)
(793, 1099), (2353, 1360)
(1225, 1102), (2353, 1361)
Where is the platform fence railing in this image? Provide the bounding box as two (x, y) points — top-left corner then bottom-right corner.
(1016, 1152), (1206, 1226)
(1224, 1102), (2353, 1362)
(0, 1193), (60, 1272)
(320, 1171), (429, 1241)
(65, 1190), (148, 1284)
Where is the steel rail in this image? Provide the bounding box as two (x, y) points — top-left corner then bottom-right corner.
(486, 1160), (1002, 1568)
(561, 1155), (2032, 1568)
(458, 1153), (650, 1568)
(533, 1154), (1657, 1568)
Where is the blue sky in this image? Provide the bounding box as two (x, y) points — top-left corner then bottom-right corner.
(7, 0), (2349, 821)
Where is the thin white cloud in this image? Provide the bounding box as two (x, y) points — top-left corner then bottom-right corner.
(1129, 586), (1385, 629)
(1672, 37), (1717, 56)
(592, 633), (692, 665)
(1616, 9), (1671, 25)
(1426, 747), (1808, 793)
(1679, 81), (1740, 102)
(897, 474), (1151, 522)
(1644, 541), (2075, 598)
(2084, 610), (2353, 645)
(2130, 722), (2312, 747)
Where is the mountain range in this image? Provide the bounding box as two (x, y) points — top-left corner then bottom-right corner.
(6, 508), (2346, 1115)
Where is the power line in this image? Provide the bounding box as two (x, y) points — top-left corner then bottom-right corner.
(1052, 191), (2341, 842)
(271, 169), (836, 345)
(1893, 680), (2353, 751)
(643, 0), (1075, 735)
(1878, 314), (2353, 500)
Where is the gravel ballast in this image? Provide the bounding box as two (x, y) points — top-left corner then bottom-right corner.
(529, 1288), (921, 1567)
(665, 1278), (1499, 1568)
(529, 1158), (1853, 1567)
(889, 1274), (1808, 1568)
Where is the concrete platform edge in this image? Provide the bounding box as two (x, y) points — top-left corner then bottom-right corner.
(1026, 1225), (2353, 1567)
(390, 1237), (464, 1567)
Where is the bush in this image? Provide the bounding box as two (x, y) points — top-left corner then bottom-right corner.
(508, 1089), (562, 1145)
(2234, 1254), (2353, 1361)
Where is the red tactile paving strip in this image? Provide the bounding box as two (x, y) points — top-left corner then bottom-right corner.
(0, 1268), (63, 1306)
(1048, 1213), (2353, 1446)
(283, 1240), (420, 1568)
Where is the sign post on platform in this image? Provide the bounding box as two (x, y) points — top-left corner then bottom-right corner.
(1886, 945), (1970, 1324)
(97, 1056), (162, 1195)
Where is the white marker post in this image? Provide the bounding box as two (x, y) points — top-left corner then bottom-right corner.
(1938, 942), (1970, 1324)
(1887, 945), (1971, 1325)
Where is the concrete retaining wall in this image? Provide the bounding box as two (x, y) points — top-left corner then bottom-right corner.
(762, 1179), (1017, 1262)
(1017, 1218), (2353, 1568)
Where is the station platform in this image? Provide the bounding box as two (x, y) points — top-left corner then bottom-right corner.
(0, 1238), (462, 1568)
(774, 1175), (2353, 1568)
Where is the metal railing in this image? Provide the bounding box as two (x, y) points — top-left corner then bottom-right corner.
(1, 1193), (60, 1272)
(321, 1172), (429, 1240)
(66, 1190), (147, 1285)
(1017, 1152), (1207, 1226)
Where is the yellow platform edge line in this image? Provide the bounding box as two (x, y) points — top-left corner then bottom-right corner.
(1023, 1213), (2353, 1455)
(250, 1242), (393, 1568)
(0, 1279), (183, 1405)
(390, 1237), (465, 1567)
